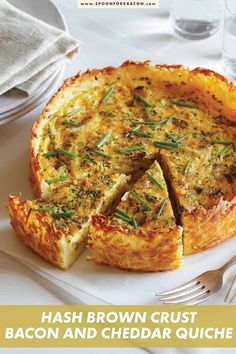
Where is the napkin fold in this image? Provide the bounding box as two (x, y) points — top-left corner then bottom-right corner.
(0, 0), (82, 96)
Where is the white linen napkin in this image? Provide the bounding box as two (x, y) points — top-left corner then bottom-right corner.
(0, 0), (82, 96)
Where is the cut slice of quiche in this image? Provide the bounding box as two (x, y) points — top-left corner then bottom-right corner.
(88, 161), (183, 271)
(8, 174), (128, 269)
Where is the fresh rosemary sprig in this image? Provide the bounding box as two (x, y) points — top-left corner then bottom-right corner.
(125, 125), (141, 137)
(135, 94), (152, 107)
(211, 139), (234, 145)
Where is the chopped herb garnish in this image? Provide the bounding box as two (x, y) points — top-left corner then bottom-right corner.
(184, 159), (192, 175)
(96, 132), (111, 148)
(156, 199), (167, 220)
(95, 150), (112, 158)
(135, 94), (152, 107)
(114, 209), (139, 230)
(154, 141), (179, 149)
(120, 145), (144, 153)
(125, 125), (141, 137)
(102, 88), (114, 103)
(43, 151), (57, 158)
(211, 139), (234, 145)
(45, 177), (67, 185)
(56, 148), (77, 160)
(130, 120), (157, 125)
(145, 192), (156, 202)
(155, 115), (173, 125)
(130, 131), (152, 138)
(62, 120), (81, 127)
(219, 145), (233, 156)
(146, 172), (164, 190)
(173, 101), (195, 109)
(32, 207), (52, 212)
(100, 111), (115, 116)
(48, 125), (54, 138)
(144, 106), (152, 121)
(130, 191), (151, 210)
(64, 108), (80, 117)
(176, 134), (190, 143)
(52, 211), (76, 218)
(166, 132), (177, 142)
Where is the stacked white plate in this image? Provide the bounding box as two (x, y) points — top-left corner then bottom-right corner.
(0, 0), (67, 126)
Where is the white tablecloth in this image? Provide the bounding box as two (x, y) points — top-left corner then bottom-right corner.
(0, 1), (235, 353)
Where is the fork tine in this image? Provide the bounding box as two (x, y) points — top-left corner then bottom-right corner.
(184, 292), (216, 306)
(159, 283), (205, 301)
(224, 275), (236, 304)
(163, 288), (209, 304)
(157, 278), (200, 296)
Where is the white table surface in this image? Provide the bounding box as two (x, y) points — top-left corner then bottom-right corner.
(0, 1), (235, 353)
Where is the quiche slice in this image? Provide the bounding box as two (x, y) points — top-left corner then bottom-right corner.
(8, 174), (128, 269)
(89, 161), (183, 271)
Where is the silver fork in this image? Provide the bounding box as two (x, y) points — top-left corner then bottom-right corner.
(157, 255), (236, 305)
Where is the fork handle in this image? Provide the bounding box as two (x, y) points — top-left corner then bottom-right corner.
(219, 255), (236, 272)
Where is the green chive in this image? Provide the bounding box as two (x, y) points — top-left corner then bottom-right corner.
(219, 145), (233, 156)
(48, 125), (54, 138)
(32, 207), (52, 212)
(96, 132), (111, 148)
(132, 217), (139, 230)
(176, 134), (190, 143)
(125, 125), (141, 137)
(52, 211), (76, 218)
(156, 199), (167, 220)
(45, 177), (68, 185)
(100, 111), (115, 116)
(56, 148), (77, 159)
(184, 159), (192, 175)
(64, 108), (80, 117)
(173, 101), (195, 109)
(211, 139), (234, 145)
(62, 120), (81, 127)
(154, 141), (179, 149)
(144, 106), (152, 121)
(102, 88), (114, 103)
(145, 192), (156, 202)
(95, 150), (112, 158)
(155, 115), (173, 125)
(130, 120), (157, 125)
(130, 131), (152, 138)
(130, 191), (152, 210)
(114, 212), (131, 223)
(115, 209), (131, 219)
(146, 172), (164, 190)
(166, 132), (177, 142)
(43, 151), (57, 158)
(135, 95), (152, 107)
(120, 145), (144, 153)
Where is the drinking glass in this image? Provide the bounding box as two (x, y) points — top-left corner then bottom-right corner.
(170, 0), (224, 40)
(222, 0), (236, 81)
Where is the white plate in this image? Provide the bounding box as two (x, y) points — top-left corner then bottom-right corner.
(0, 68), (60, 120)
(0, 0), (67, 115)
(0, 66), (65, 126)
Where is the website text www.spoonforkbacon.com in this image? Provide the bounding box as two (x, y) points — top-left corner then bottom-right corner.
(77, 0), (159, 8)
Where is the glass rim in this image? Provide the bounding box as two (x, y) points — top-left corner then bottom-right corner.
(225, 0), (236, 15)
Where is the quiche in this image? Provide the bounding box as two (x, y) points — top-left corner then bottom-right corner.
(7, 61), (236, 271)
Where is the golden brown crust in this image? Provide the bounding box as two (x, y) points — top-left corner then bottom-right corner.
(89, 215), (183, 271)
(183, 199), (236, 255)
